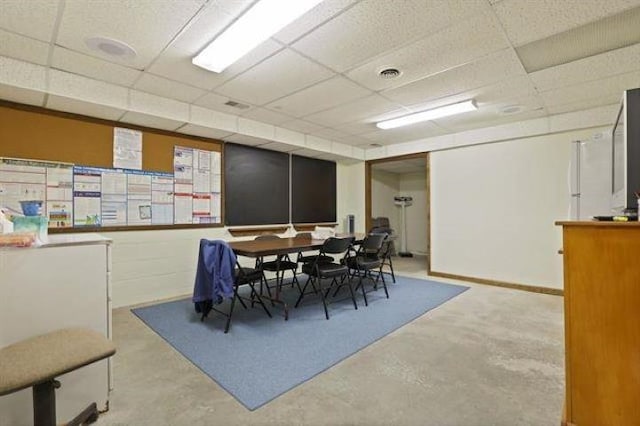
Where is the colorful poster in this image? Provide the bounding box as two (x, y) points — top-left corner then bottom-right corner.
(73, 166), (102, 226)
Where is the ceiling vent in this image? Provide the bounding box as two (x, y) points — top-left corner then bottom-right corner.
(378, 68), (401, 79)
(224, 100), (251, 110)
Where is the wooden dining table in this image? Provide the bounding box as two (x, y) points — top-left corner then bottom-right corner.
(228, 233), (365, 320)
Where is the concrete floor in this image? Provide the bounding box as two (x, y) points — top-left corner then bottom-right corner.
(99, 256), (564, 426)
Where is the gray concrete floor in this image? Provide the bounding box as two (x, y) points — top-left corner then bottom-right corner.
(99, 256), (564, 426)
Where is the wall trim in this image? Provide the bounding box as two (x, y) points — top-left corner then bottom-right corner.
(429, 270), (564, 296)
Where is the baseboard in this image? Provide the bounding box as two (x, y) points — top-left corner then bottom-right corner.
(428, 271), (564, 296)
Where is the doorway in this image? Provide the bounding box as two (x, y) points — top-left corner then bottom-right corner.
(365, 152), (429, 270)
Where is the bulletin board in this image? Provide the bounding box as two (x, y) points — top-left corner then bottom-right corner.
(0, 101), (224, 232)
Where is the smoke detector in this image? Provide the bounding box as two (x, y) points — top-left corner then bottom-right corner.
(378, 68), (401, 79)
(85, 36), (137, 60)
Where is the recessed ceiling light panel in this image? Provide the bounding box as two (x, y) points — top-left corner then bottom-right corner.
(85, 36), (137, 60)
(193, 0), (324, 73)
(376, 100), (477, 130)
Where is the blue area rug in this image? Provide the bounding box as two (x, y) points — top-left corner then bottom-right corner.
(132, 275), (468, 410)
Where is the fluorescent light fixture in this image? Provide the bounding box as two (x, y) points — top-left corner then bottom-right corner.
(193, 0), (324, 73)
(376, 100), (477, 129)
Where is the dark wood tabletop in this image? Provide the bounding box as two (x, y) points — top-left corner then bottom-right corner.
(228, 233), (364, 257)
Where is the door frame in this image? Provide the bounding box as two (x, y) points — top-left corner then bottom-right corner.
(365, 152), (430, 271)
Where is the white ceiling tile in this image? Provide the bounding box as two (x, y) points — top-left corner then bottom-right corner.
(46, 95), (125, 121)
(435, 107), (547, 133)
(238, 117), (275, 140)
(529, 43), (640, 92)
(134, 73), (205, 103)
(335, 121), (383, 136)
(493, 0), (640, 46)
(0, 29), (50, 65)
(120, 111), (186, 131)
(49, 69), (128, 109)
(57, 0), (206, 69)
(129, 90), (189, 122)
(304, 94), (405, 127)
(215, 49), (334, 105)
(309, 127), (352, 142)
(347, 12), (510, 91)
(273, 0), (358, 44)
(292, 0), (489, 72)
(290, 148), (323, 158)
(266, 76), (371, 117)
(549, 104), (619, 132)
(193, 92), (256, 114)
(331, 134), (374, 146)
(0, 84), (44, 106)
(382, 49), (527, 106)
(546, 96), (622, 115)
(177, 123), (233, 140)
(279, 119), (326, 134)
(224, 134), (272, 146)
(306, 135), (332, 151)
(331, 141), (354, 157)
(0, 56), (46, 91)
(362, 121), (448, 145)
(539, 70), (640, 107)
(189, 105), (238, 132)
(404, 76), (538, 116)
(256, 142), (300, 152)
(51, 46), (142, 86)
(240, 107), (293, 125)
(0, 0), (58, 42)
(273, 127), (305, 146)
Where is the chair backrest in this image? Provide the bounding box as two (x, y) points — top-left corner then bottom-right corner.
(255, 234), (280, 241)
(361, 233), (387, 256)
(322, 236), (354, 255)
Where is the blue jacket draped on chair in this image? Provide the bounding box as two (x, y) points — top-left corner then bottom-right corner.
(193, 239), (236, 316)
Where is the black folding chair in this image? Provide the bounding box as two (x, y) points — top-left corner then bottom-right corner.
(345, 233), (389, 306)
(379, 236), (396, 283)
(295, 232), (333, 267)
(254, 234), (299, 295)
(295, 236), (357, 320)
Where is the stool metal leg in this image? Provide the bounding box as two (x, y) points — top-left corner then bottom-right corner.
(33, 380), (59, 426)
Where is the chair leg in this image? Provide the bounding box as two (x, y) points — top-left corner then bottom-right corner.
(318, 277), (330, 320)
(388, 256), (396, 283)
(360, 274), (368, 306)
(379, 269), (389, 298)
(33, 380), (58, 426)
(345, 276), (358, 310)
(224, 287), (240, 333)
(248, 281), (272, 318)
(295, 275), (313, 308)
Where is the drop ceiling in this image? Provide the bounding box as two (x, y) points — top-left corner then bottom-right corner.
(1, 0), (639, 159)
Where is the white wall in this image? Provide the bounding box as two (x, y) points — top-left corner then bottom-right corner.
(371, 169), (400, 233)
(399, 171), (428, 255)
(337, 161), (366, 233)
(106, 160), (364, 308)
(430, 127), (605, 289)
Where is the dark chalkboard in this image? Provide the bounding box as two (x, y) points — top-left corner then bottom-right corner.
(224, 143), (289, 225)
(292, 155), (336, 223)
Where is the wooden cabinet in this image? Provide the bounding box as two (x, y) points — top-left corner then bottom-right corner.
(558, 222), (640, 426)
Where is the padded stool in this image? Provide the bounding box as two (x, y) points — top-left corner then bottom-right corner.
(0, 328), (116, 426)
